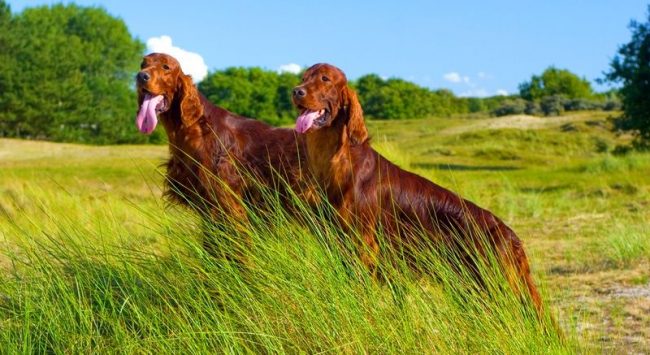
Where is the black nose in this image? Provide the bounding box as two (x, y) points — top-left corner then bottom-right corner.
(137, 71), (150, 83)
(293, 87), (306, 98)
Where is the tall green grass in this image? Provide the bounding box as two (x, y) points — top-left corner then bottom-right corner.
(0, 171), (569, 353)
(603, 224), (650, 267)
(6, 110), (645, 352)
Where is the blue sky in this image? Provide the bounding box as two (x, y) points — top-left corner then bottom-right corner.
(8, 0), (649, 97)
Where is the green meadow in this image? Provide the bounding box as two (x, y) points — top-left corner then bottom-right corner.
(0, 111), (648, 353)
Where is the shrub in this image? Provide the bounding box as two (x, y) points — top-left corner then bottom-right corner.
(564, 99), (604, 111)
(492, 98), (527, 116)
(540, 95), (567, 116)
(524, 101), (541, 116)
(603, 99), (623, 111)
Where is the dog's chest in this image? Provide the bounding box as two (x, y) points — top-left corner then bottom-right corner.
(165, 156), (205, 204)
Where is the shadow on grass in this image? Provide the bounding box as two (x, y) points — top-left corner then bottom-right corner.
(412, 163), (521, 172)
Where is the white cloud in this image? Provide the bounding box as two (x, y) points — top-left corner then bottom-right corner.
(442, 71), (506, 97)
(146, 35), (208, 82)
(444, 72), (471, 84)
(459, 89), (489, 98)
(443, 72), (462, 83)
(277, 63), (302, 74)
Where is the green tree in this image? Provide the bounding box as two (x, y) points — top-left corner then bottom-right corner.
(355, 74), (467, 119)
(0, 4), (145, 143)
(605, 6), (650, 146)
(355, 74), (387, 118)
(466, 97), (485, 113)
(199, 67), (300, 125)
(0, 1), (17, 137)
(481, 95), (513, 113)
(276, 72), (302, 120)
(519, 67), (594, 101)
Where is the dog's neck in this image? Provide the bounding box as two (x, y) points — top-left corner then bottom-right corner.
(159, 96), (207, 162)
(305, 118), (354, 198)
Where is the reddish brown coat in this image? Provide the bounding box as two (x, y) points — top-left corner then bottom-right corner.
(293, 63), (543, 315)
(136, 53), (312, 223)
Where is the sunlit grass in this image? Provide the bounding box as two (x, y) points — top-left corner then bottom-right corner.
(0, 179), (568, 353)
(1, 111), (649, 352)
(603, 224), (650, 267)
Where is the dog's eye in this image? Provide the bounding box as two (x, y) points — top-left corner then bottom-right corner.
(140, 62), (146, 69)
(163, 64), (170, 70)
(322, 75), (330, 82)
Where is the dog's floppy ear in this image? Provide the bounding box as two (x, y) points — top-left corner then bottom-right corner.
(178, 74), (203, 126)
(342, 86), (368, 145)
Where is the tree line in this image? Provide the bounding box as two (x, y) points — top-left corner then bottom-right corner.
(199, 66), (622, 123)
(0, 1), (647, 148)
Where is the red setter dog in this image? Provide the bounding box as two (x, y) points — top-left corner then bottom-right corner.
(292, 63), (545, 316)
(135, 53), (312, 253)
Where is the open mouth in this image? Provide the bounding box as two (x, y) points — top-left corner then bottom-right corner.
(295, 106), (329, 134)
(142, 90), (169, 113)
(136, 92), (169, 135)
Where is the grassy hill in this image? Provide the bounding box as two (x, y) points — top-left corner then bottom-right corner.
(1, 112), (648, 352)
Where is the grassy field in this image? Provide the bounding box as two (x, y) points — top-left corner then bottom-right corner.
(1, 111), (649, 352)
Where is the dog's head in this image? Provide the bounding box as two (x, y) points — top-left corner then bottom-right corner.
(135, 53), (201, 134)
(292, 63), (367, 145)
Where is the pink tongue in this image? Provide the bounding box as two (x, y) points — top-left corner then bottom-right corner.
(295, 110), (321, 134)
(135, 94), (164, 134)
